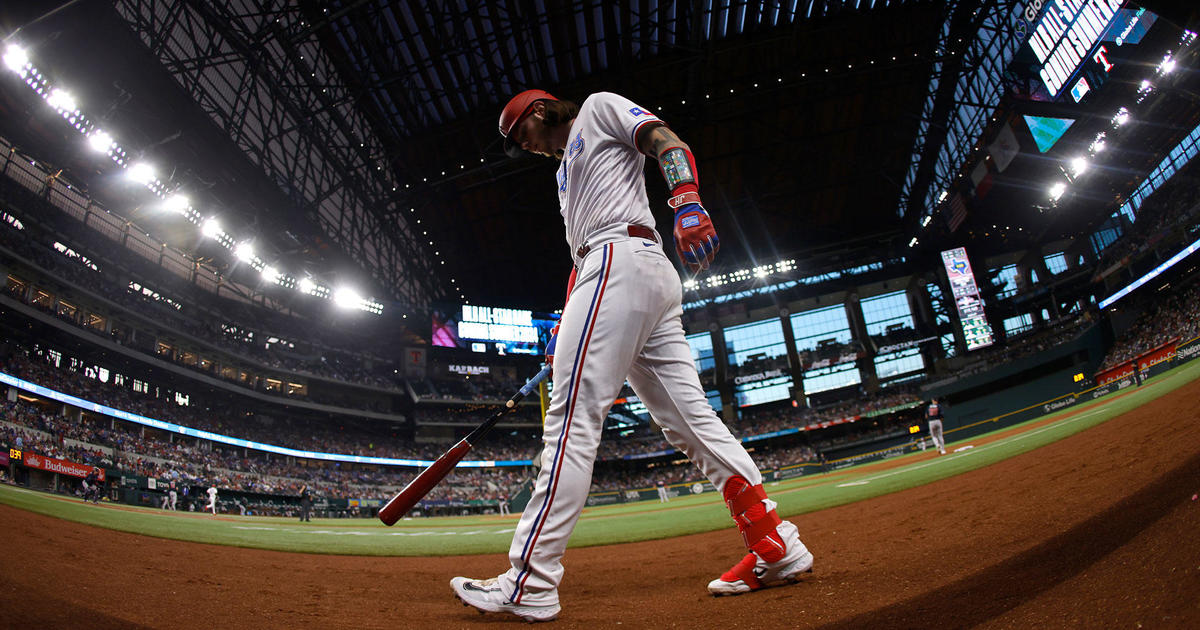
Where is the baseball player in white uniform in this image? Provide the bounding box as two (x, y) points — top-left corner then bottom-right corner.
(161, 480), (178, 510)
(451, 90), (813, 622)
(927, 398), (946, 454)
(206, 486), (218, 515)
(656, 479), (670, 503)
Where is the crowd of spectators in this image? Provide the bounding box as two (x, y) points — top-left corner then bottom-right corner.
(0, 396), (526, 504)
(0, 347), (548, 465)
(416, 371), (531, 401)
(930, 311), (1095, 387)
(1095, 164), (1200, 272)
(595, 385), (922, 462)
(1098, 279), (1200, 371)
(0, 225), (411, 401)
(0, 334), (937, 504)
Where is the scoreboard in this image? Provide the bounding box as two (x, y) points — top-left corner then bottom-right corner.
(1026, 0), (1125, 99)
(941, 248), (995, 351)
(1016, 1), (1158, 104)
(431, 303), (558, 355)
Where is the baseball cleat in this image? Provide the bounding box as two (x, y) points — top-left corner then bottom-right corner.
(450, 576), (561, 623)
(708, 521), (814, 596)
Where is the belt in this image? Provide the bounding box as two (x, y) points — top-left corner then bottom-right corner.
(576, 225), (658, 259)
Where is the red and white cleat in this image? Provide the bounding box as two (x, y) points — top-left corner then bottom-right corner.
(707, 521), (813, 596)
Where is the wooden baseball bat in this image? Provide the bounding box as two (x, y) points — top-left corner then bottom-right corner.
(378, 364), (552, 525)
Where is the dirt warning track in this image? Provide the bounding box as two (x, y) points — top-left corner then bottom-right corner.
(2, 377), (1199, 629)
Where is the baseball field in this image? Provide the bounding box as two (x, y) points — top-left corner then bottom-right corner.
(2, 359), (1199, 628)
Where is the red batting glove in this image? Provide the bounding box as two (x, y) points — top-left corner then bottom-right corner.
(671, 195), (719, 272)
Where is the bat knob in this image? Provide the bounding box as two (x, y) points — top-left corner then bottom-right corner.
(505, 400), (515, 408)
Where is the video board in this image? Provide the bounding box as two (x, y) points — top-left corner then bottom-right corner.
(940, 248), (995, 351)
(432, 303), (558, 355)
(1015, 2), (1158, 104)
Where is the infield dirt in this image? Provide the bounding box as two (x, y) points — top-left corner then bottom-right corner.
(2, 376), (1198, 629)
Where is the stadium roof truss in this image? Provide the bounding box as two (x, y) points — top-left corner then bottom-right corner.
(109, 0), (922, 309)
(113, 0), (442, 309)
(897, 0), (1025, 223)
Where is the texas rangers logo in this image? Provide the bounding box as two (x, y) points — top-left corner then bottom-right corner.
(558, 132), (585, 193)
(567, 132), (584, 159)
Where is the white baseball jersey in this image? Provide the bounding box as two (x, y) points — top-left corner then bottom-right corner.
(556, 92), (663, 259)
(207, 487), (217, 502)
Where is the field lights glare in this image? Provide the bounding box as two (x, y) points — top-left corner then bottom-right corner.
(127, 162), (155, 185)
(46, 88), (76, 112)
(234, 241), (254, 262)
(3, 45), (29, 73)
(1114, 110), (1130, 126)
(1159, 56), (1176, 75)
(261, 265), (280, 283)
(87, 130), (113, 153)
(1048, 182), (1067, 201)
(297, 277), (315, 295)
(333, 287), (361, 309)
(201, 218), (221, 239)
(1069, 157), (1088, 177)
(164, 194), (189, 213)
(1090, 139), (1106, 153)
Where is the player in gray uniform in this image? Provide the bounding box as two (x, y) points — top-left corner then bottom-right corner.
(450, 90), (813, 622)
(927, 398), (946, 454)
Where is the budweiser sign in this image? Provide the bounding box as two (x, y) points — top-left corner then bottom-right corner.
(22, 453), (105, 481)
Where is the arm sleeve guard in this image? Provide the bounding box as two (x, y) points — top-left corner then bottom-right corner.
(658, 146), (700, 198)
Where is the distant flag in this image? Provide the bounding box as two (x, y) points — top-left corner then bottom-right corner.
(944, 192), (968, 232)
(970, 161), (994, 200)
(988, 123), (1020, 172)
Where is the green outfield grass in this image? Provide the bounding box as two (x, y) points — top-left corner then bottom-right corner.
(3, 358), (1197, 557)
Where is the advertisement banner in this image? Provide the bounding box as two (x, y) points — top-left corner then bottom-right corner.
(1095, 361), (1135, 386)
(22, 452), (105, 481)
(1136, 339), (1177, 373)
(1040, 394), (1078, 414)
(1175, 336), (1200, 364)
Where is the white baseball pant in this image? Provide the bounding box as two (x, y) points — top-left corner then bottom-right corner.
(497, 230), (763, 606)
(929, 419), (945, 452)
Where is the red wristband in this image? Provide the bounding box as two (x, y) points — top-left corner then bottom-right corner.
(668, 190), (702, 209)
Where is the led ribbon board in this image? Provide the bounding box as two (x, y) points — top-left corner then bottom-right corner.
(1099, 236), (1200, 308)
(941, 248), (995, 351)
(1027, 0), (1125, 99)
(0, 371), (532, 467)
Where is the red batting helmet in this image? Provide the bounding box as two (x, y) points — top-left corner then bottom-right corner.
(499, 89), (557, 157)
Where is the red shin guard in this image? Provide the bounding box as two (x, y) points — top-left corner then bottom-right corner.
(723, 476), (786, 563)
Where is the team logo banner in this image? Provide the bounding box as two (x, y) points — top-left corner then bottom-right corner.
(22, 453), (105, 481)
